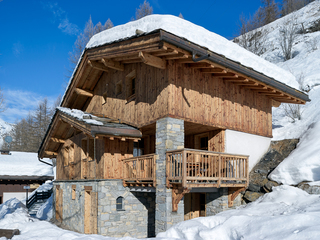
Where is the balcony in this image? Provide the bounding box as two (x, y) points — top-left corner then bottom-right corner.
(122, 149), (249, 189)
(123, 154), (156, 187)
(166, 149), (249, 189)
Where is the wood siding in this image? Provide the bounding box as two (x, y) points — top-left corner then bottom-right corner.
(85, 61), (272, 138)
(56, 133), (133, 181)
(167, 61), (272, 137)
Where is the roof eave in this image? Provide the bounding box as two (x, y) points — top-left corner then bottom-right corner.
(158, 30), (310, 103)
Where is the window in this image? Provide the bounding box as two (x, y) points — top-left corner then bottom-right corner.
(116, 196), (124, 211)
(200, 136), (208, 150)
(133, 139), (144, 157)
(195, 133), (209, 151)
(72, 185), (76, 200)
(125, 69), (136, 102)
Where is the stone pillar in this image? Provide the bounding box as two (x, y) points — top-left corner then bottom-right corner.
(155, 117), (185, 235)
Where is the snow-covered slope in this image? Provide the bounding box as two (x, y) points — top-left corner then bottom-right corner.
(0, 117), (13, 148)
(237, 1), (320, 185)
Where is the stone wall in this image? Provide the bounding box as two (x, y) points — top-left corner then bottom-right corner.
(155, 117), (185, 234)
(53, 180), (155, 238)
(206, 188), (229, 216)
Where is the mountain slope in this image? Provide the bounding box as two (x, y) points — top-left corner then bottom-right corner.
(236, 1), (320, 185)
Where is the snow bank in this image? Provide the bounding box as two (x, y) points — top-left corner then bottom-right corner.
(0, 198), (26, 220)
(269, 120), (320, 185)
(0, 151), (53, 176)
(158, 185), (320, 240)
(86, 14), (298, 90)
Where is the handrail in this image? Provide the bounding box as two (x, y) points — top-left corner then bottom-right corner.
(26, 188), (53, 209)
(166, 149), (249, 188)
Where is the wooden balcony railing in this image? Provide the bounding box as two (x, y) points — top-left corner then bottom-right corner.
(166, 149), (249, 189)
(123, 154), (156, 187)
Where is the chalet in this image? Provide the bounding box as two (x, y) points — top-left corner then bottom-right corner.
(0, 151), (53, 204)
(38, 15), (309, 238)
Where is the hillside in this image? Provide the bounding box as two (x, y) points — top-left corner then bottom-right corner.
(234, 0), (320, 186)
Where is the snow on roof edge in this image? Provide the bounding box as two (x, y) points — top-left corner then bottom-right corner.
(86, 14), (300, 90)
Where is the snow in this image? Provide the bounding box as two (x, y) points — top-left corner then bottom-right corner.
(1, 185), (320, 239)
(57, 107), (104, 126)
(158, 185), (320, 240)
(242, 1), (320, 185)
(86, 15), (299, 90)
(0, 151), (53, 177)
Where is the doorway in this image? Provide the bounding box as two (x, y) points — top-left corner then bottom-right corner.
(184, 193), (206, 220)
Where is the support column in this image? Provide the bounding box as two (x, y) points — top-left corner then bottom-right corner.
(155, 117), (184, 235)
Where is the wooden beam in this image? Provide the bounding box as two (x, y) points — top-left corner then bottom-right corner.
(139, 51), (166, 69)
(51, 138), (65, 144)
(74, 88), (94, 98)
(88, 60), (109, 72)
(153, 48), (178, 57)
(228, 187), (246, 207)
(272, 99), (281, 107)
(164, 53), (189, 60)
(45, 151), (58, 157)
(101, 58), (124, 71)
(201, 68), (227, 73)
(188, 62), (215, 68)
(172, 187), (190, 212)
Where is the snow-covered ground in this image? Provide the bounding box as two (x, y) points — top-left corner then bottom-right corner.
(1, 185), (320, 239)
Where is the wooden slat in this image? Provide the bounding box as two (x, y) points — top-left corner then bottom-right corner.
(87, 60), (109, 72)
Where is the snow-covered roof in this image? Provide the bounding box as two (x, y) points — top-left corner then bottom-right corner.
(57, 107), (104, 126)
(86, 14), (299, 90)
(0, 151), (53, 177)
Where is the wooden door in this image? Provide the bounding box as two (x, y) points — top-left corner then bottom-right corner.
(84, 190), (92, 234)
(55, 186), (63, 222)
(84, 189), (97, 234)
(184, 193), (206, 220)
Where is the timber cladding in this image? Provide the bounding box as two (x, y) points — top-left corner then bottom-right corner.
(85, 60), (272, 138)
(56, 133), (133, 181)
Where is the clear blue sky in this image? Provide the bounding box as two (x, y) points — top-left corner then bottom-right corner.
(0, 0), (264, 123)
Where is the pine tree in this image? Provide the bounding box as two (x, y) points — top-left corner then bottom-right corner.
(135, 0), (153, 20)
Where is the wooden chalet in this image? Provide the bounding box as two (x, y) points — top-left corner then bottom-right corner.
(38, 15), (309, 238)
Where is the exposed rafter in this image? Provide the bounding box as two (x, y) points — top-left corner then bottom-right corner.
(139, 51), (166, 69)
(88, 60), (109, 72)
(101, 58), (124, 71)
(50, 138), (65, 144)
(201, 68), (227, 73)
(74, 88), (93, 98)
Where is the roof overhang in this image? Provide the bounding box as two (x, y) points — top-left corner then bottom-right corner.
(38, 108), (142, 159)
(60, 29), (309, 112)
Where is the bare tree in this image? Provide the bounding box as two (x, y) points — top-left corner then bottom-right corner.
(178, 13), (184, 19)
(281, 0), (314, 16)
(282, 104), (303, 122)
(234, 13), (268, 56)
(278, 17), (299, 60)
(135, 0), (153, 20)
(261, 0), (280, 25)
(69, 17), (113, 70)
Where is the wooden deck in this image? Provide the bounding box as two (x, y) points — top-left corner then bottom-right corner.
(166, 149), (249, 189)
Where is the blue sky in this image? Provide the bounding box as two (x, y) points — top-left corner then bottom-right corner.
(0, 0), (264, 123)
